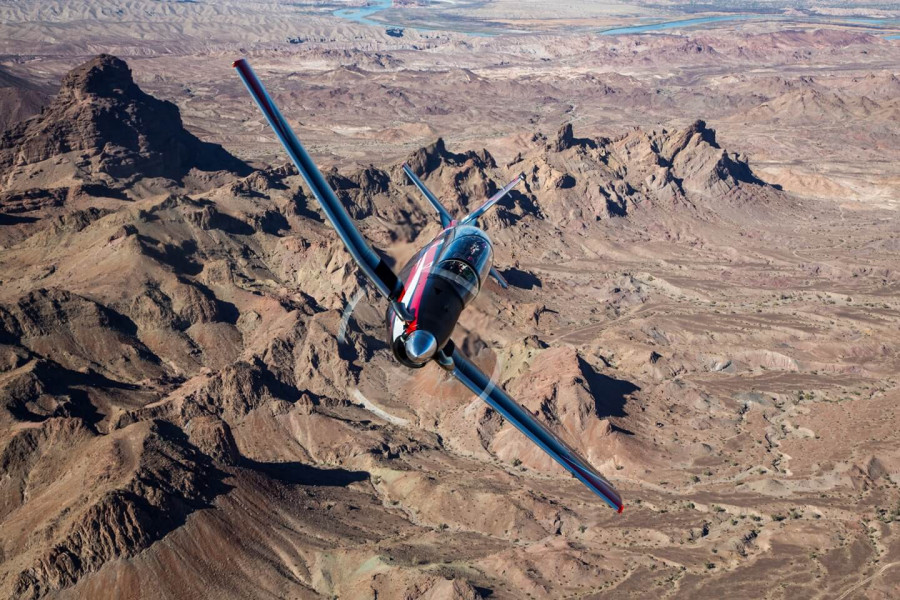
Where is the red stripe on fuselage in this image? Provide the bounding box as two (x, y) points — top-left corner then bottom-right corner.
(397, 259), (421, 333)
(405, 241), (440, 333)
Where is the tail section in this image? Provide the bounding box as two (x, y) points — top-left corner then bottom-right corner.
(401, 165), (524, 290)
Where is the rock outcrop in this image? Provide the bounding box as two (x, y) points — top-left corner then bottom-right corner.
(0, 55), (248, 189)
(6, 420), (226, 600)
(511, 119), (777, 226)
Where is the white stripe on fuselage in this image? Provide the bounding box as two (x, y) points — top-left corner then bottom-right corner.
(391, 241), (437, 339)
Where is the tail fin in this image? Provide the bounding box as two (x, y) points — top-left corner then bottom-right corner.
(460, 173), (525, 226)
(402, 163), (453, 228)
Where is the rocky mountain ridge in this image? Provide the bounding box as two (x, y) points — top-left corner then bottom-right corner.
(0, 55), (249, 198)
(0, 55), (810, 600)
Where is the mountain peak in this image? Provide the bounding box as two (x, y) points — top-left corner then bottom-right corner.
(0, 54), (248, 188)
(59, 54), (136, 100)
(404, 136), (495, 177)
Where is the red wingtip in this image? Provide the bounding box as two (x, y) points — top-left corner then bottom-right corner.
(232, 58), (246, 69)
(617, 504), (624, 514)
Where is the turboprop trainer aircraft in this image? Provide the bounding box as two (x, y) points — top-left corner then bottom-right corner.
(233, 59), (623, 512)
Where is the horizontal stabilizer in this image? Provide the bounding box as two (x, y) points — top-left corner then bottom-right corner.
(460, 173), (525, 226)
(489, 267), (508, 289)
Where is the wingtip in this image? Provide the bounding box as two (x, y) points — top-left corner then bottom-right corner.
(232, 58), (247, 69)
(617, 504), (624, 514)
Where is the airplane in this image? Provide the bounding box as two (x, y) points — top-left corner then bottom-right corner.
(233, 59), (623, 513)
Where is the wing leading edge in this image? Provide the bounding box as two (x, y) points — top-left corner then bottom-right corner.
(233, 59), (408, 317)
(448, 345), (624, 512)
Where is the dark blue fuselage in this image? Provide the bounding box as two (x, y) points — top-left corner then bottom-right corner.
(387, 225), (493, 368)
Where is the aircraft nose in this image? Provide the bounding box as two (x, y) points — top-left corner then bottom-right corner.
(404, 330), (437, 363)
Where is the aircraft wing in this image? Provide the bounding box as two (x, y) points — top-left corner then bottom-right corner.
(447, 344), (624, 512)
(234, 59), (407, 316)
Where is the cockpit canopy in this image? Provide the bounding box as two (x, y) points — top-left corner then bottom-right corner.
(440, 232), (492, 280)
(434, 231), (493, 305)
(434, 259), (480, 304)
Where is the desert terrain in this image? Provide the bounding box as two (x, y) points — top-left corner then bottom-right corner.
(1, 1), (899, 599)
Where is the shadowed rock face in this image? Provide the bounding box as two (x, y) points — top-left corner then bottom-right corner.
(6, 419), (229, 600)
(0, 54), (249, 185)
(393, 119), (778, 231)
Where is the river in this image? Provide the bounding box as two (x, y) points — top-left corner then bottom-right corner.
(329, 3), (899, 39)
(332, 0), (392, 27)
